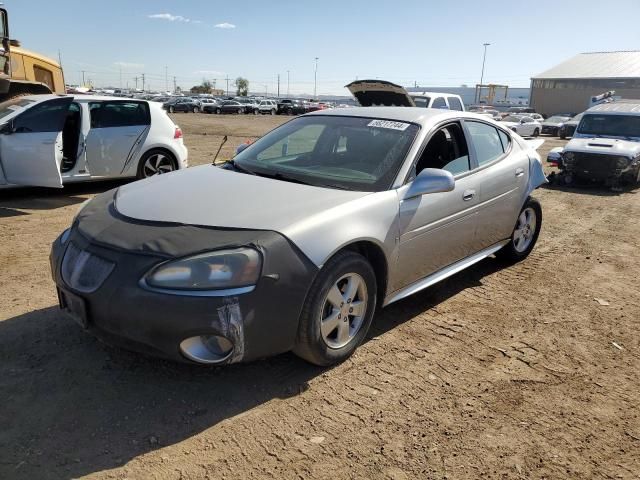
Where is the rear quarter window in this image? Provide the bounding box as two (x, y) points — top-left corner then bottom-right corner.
(89, 101), (150, 128)
(431, 97), (448, 109)
(448, 97), (464, 111)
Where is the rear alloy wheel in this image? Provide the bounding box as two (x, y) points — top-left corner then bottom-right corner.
(533, 128), (540, 137)
(293, 250), (377, 366)
(137, 150), (177, 179)
(253, 109), (258, 115)
(216, 108), (221, 114)
(497, 197), (542, 263)
(193, 106), (199, 113)
(271, 109), (276, 115)
(169, 106), (175, 113)
(287, 108), (294, 116)
(238, 108), (243, 114)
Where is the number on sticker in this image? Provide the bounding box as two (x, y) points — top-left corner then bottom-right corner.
(367, 119), (410, 131)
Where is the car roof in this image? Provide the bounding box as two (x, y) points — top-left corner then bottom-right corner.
(17, 94), (153, 103)
(587, 102), (640, 115)
(305, 106), (492, 127)
(410, 92), (461, 98)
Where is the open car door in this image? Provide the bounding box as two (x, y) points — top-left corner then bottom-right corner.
(345, 80), (416, 107)
(0, 96), (72, 188)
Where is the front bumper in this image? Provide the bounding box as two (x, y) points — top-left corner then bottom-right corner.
(561, 152), (638, 185)
(49, 190), (318, 364)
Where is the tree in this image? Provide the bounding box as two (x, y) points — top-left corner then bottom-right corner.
(190, 80), (213, 94)
(235, 77), (249, 96)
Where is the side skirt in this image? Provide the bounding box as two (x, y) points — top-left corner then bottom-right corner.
(383, 240), (509, 307)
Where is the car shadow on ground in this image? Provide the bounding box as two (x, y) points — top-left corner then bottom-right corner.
(0, 256), (507, 480)
(0, 180), (130, 217)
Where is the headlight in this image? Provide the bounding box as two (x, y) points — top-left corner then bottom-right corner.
(616, 156), (630, 169)
(563, 152), (575, 165)
(144, 248), (262, 291)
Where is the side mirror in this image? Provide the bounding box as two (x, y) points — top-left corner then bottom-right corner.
(520, 119), (527, 124)
(404, 168), (455, 199)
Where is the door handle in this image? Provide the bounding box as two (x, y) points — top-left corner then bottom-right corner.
(463, 189), (476, 201)
(515, 168), (525, 177)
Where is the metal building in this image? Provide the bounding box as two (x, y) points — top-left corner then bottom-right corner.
(530, 51), (640, 116)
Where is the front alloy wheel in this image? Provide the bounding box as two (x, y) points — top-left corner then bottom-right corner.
(320, 273), (368, 349)
(294, 250), (377, 366)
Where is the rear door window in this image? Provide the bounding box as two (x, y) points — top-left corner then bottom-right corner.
(448, 97), (464, 111)
(89, 101), (150, 128)
(465, 121), (507, 167)
(431, 97), (447, 109)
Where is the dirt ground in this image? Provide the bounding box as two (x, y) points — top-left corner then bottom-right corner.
(1, 113), (639, 480)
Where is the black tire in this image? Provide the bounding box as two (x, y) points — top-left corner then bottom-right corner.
(238, 108), (243, 114)
(216, 108), (221, 114)
(533, 128), (540, 137)
(496, 197), (542, 263)
(193, 106), (199, 113)
(253, 109), (258, 115)
(559, 128), (566, 140)
(293, 250), (377, 366)
(136, 149), (177, 180)
(287, 108), (294, 116)
(169, 106), (175, 114)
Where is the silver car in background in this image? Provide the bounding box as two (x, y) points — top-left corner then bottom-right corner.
(50, 107), (546, 367)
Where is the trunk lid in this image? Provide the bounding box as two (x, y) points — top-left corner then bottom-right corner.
(345, 80), (415, 107)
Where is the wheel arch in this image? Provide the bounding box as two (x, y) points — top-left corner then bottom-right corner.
(134, 146), (179, 177)
(326, 240), (389, 306)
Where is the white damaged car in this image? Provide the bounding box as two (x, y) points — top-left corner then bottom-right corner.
(50, 107), (546, 367)
(0, 95), (188, 189)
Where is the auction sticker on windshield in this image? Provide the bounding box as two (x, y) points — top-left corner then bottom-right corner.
(367, 119), (410, 131)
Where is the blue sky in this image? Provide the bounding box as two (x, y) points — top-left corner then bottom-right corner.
(6, 0), (640, 95)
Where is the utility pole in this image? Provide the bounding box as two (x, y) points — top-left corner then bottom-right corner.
(225, 76), (230, 96)
(173, 76), (177, 93)
(81, 70), (86, 86)
(277, 74), (280, 98)
(286, 70), (290, 96)
(141, 73), (145, 92)
(264, 84), (268, 97)
(119, 65), (122, 89)
(165, 66), (168, 92)
(478, 43), (490, 103)
(313, 57), (319, 99)
(134, 76), (138, 90)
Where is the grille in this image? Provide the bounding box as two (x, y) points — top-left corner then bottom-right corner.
(61, 242), (115, 293)
(572, 153), (620, 177)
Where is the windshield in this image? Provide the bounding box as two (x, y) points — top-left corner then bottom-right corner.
(546, 116), (569, 123)
(0, 98), (36, 120)
(233, 115), (420, 192)
(502, 115), (522, 122)
(578, 114), (640, 138)
(411, 96), (430, 108)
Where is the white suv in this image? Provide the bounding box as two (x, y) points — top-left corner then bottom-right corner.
(257, 99), (278, 115)
(0, 94), (188, 189)
(346, 80), (465, 111)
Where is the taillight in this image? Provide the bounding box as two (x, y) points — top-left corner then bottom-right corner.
(174, 127), (183, 139)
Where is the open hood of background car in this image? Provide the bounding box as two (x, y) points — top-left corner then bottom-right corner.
(345, 80), (416, 107)
(114, 164), (370, 233)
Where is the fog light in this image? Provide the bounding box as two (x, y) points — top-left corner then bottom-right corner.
(180, 335), (233, 364)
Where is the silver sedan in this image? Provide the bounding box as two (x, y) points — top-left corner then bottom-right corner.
(50, 107), (546, 366)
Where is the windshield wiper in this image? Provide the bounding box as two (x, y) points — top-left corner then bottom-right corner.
(225, 159), (257, 176)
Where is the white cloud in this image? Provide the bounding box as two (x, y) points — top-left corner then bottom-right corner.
(148, 13), (191, 22)
(114, 61), (144, 69)
(214, 22), (236, 29)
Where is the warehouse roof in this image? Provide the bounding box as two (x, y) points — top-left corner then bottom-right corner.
(532, 51), (640, 80)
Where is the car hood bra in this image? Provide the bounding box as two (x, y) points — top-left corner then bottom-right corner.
(115, 164), (370, 233)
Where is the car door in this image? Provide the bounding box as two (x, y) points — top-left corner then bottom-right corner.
(393, 122), (481, 290)
(464, 120), (529, 248)
(521, 117), (535, 136)
(84, 100), (150, 177)
(0, 96), (73, 188)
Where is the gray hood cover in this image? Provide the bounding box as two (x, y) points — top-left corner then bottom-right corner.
(115, 165), (369, 234)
